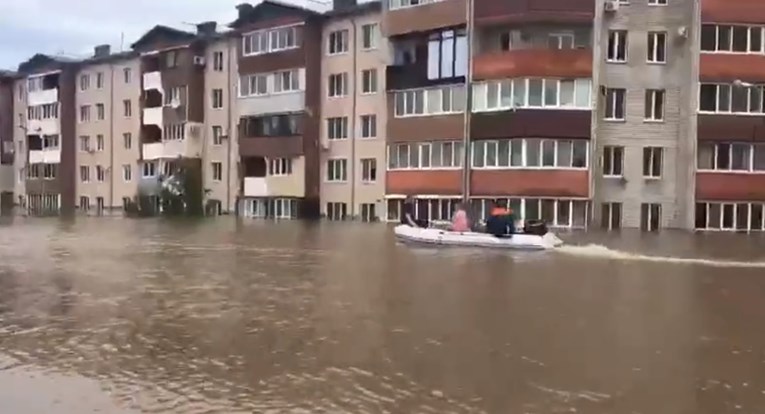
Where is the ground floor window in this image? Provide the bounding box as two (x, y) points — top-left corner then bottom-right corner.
(96, 197), (104, 213)
(26, 194), (60, 215)
(361, 203), (377, 222)
(79, 196), (90, 211)
(640, 203), (661, 232)
(696, 202), (765, 232)
(326, 202), (348, 221)
(601, 202), (622, 230)
(470, 198), (588, 229)
(122, 197), (132, 211)
(241, 198), (298, 219)
(385, 198), (460, 223)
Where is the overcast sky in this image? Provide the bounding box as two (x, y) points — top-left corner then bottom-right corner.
(0, 0), (331, 70)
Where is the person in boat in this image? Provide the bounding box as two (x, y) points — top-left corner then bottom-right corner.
(450, 202), (470, 232)
(485, 199), (515, 237)
(401, 196), (429, 228)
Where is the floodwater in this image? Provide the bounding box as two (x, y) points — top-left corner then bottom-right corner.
(1, 217), (765, 414)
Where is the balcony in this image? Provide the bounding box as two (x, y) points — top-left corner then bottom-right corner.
(700, 54), (765, 83)
(244, 177), (268, 197)
(471, 109), (591, 140)
(143, 71), (163, 92)
(386, 64), (465, 91)
(474, 0), (594, 26)
(470, 169), (589, 197)
(142, 138), (202, 161)
(28, 88), (58, 106)
(29, 148), (61, 164)
(143, 107), (163, 126)
(27, 118), (59, 136)
(698, 114), (765, 143)
(702, 0), (765, 25)
(386, 170), (462, 195)
(238, 92), (305, 117)
(384, 0), (467, 37)
(697, 172), (765, 201)
(473, 48), (592, 81)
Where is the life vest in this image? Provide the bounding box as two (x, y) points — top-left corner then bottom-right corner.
(491, 207), (510, 216)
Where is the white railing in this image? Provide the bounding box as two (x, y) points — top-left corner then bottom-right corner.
(28, 148), (60, 164)
(28, 89), (58, 106)
(27, 118), (59, 136)
(142, 72), (162, 92)
(143, 107), (163, 126)
(244, 177), (269, 197)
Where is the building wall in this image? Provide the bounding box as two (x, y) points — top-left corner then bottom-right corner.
(320, 12), (388, 220)
(593, 0), (698, 229)
(13, 78), (26, 203)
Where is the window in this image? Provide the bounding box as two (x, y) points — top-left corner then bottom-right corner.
(361, 203), (377, 222)
(601, 203), (622, 230)
(327, 159), (348, 182)
(469, 198), (588, 228)
(212, 89), (224, 109)
(27, 164), (39, 179)
(361, 69), (377, 94)
(165, 51), (178, 68)
(80, 196), (90, 211)
(548, 33), (575, 49)
(96, 72), (104, 89)
(394, 84), (466, 116)
(42, 135), (58, 149)
(123, 100), (132, 117)
(361, 158), (377, 182)
(123, 164), (132, 182)
(697, 142), (765, 172)
(80, 74), (90, 91)
(607, 30), (627, 62)
(361, 23), (378, 49)
(696, 202), (765, 232)
(123, 133), (132, 149)
(328, 73), (348, 97)
(239, 74), (268, 97)
(142, 161), (157, 178)
(647, 32), (667, 63)
(699, 83), (765, 114)
(80, 165), (90, 182)
(212, 126), (223, 145)
(80, 135), (91, 152)
(327, 117), (348, 140)
(604, 88), (626, 120)
(43, 164), (56, 179)
(645, 89), (665, 121)
(328, 30), (349, 55)
(471, 139), (587, 169)
(274, 69), (299, 93)
(360, 114), (376, 138)
(388, 141), (465, 169)
(96, 165), (105, 182)
(472, 78), (592, 111)
(242, 114), (301, 137)
(211, 162), (223, 181)
(96, 103), (105, 120)
(242, 25), (298, 56)
(80, 105), (91, 122)
(641, 203), (661, 232)
(163, 124), (185, 140)
(427, 29), (468, 80)
(165, 86), (182, 105)
(96, 135), (104, 151)
(602, 146), (624, 177)
(123, 67), (132, 83)
(648, 0), (667, 4)
(643, 147), (663, 178)
(213, 51), (224, 71)
(269, 158), (292, 176)
(701, 25), (765, 53)
(326, 202), (348, 221)
(389, 0), (443, 10)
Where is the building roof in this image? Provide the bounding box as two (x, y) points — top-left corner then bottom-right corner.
(325, 0), (381, 19)
(17, 53), (78, 74)
(130, 25), (199, 51)
(228, 0), (323, 29)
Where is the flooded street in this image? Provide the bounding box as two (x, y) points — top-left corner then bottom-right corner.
(1, 218), (765, 413)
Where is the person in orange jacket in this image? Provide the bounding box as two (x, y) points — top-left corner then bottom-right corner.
(485, 199), (515, 237)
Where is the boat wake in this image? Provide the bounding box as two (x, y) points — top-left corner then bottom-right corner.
(556, 244), (765, 268)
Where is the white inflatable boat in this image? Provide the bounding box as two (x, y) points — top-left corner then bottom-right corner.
(394, 224), (563, 250)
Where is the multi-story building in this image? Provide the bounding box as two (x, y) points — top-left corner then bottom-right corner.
(320, 0), (387, 222)
(231, 0), (323, 220)
(74, 45), (141, 214)
(0, 71), (15, 212)
(382, 0), (469, 223)
(14, 54), (79, 215)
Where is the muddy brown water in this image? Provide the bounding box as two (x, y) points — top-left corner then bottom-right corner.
(1, 217), (765, 413)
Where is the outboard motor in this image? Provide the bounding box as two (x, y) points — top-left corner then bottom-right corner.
(524, 219), (548, 236)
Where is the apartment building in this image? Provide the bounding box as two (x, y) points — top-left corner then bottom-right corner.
(320, 0), (387, 222)
(0, 71), (14, 212)
(74, 46), (141, 214)
(231, 1), (323, 219)
(382, 0), (469, 223)
(13, 54), (79, 216)
(695, 0), (765, 232)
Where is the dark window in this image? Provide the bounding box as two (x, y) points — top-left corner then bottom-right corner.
(427, 29), (468, 80)
(242, 114), (301, 137)
(700, 25), (717, 51)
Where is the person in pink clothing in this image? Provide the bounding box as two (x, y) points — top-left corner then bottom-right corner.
(450, 203), (470, 232)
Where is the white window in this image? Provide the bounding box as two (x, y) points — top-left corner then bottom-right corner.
(602, 146), (624, 177)
(361, 158), (377, 182)
(80, 165), (90, 182)
(328, 29), (349, 55)
(471, 139), (587, 169)
(327, 159), (348, 181)
(604, 88), (626, 120)
(326, 202), (348, 221)
(643, 147), (663, 178)
(242, 26), (298, 56)
(165, 86), (182, 105)
(163, 124), (185, 140)
(80, 135), (91, 152)
(328, 73), (348, 97)
(327, 117), (348, 140)
(123, 164), (132, 182)
(274, 69), (300, 93)
(648, 0), (667, 5)
(43, 164), (57, 179)
(239, 74), (268, 97)
(696, 202), (765, 232)
(389, 0), (442, 10)
(123, 99), (132, 117)
(607, 30), (627, 62)
(211, 162), (223, 181)
(96, 72), (104, 89)
(142, 161), (157, 178)
(601, 203), (622, 230)
(388, 141), (465, 169)
(361, 23), (378, 50)
(212, 89), (224, 109)
(269, 158), (292, 176)
(123, 133), (132, 149)
(96, 134), (104, 151)
(96, 165), (105, 182)
(699, 83), (765, 114)
(645, 89), (665, 121)
(701, 25), (765, 54)
(647, 32), (667, 63)
(80, 105), (91, 122)
(641, 203), (661, 232)
(548, 33), (575, 49)
(213, 51), (224, 71)
(80, 196), (90, 211)
(361, 69), (378, 94)
(96, 103), (105, 120)
(394, 84), (466, 117)
(361, 203), (377, 222)
(80, 74), (90, 91)
(697, 142), (765, 172)
(123, 67), (132, 83)
(42, 135), (58, 149)
(360, 114), (376, 138)
(472, 78), (592, 111)
(212, 126), (223, 145)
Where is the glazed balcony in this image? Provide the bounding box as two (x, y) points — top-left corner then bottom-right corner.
(702, 0), (765, 25)
(474, 0), (594, 26)
(386, 170), (462, 195)
(384, 0), (467, 37)
(473, 48), (592, 81)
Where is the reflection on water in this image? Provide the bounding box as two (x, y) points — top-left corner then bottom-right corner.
(0, 217), (765, 413)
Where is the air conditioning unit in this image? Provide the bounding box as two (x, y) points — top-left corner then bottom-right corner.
(604, 0), (619, 12)
(677, 26), (688, 38)
(193, 56), (206, 66)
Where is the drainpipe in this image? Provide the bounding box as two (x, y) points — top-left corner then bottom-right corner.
(225, 40), (233, 214)
(461, 0), (474, 205)
(349, 18), (358, 219)
(108, 63), (115, 211)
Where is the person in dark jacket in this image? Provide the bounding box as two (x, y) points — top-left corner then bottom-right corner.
(485, 200), (515, 237)
(401, 196), (429, 228)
